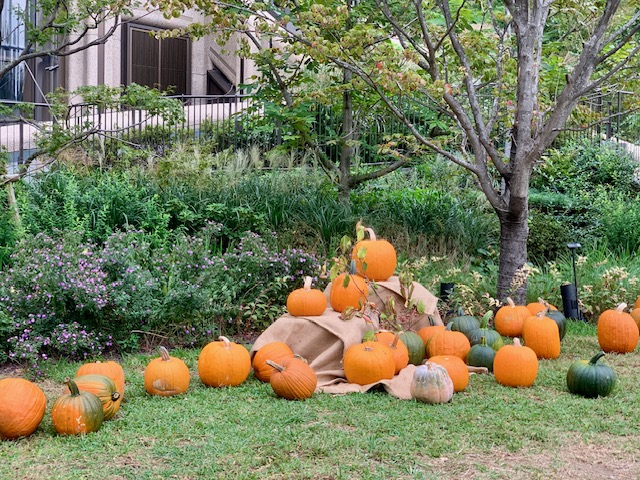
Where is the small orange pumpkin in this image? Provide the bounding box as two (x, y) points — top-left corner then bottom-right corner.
(329, 260), (369, 313)
(597, 303), (639, 354)
(427, 355), (469, 392)
(494, 297), (531, 337)
(252, 342), (295, 382)
(76, 360), (125, 400)
(630, 307), (640, 332)
(66, 374), (121, 420)
(343, 341), (396, 385)
(286, 276), (327, 316)
(493, 338), (538, 388)
(426, 330), (471, 362)
(266, 357), (318, 400)
(417, 317), (447, 347)
(0, 378), (47, 440)
(144, 346), (191, 396)
(351, 226), (397, 281)
(522, 309), (561, 359)
(198, 336), (252, 387)
(51, 378), (104, 435)
(374, 331), (409, 374)
(526, 297), (558, 316)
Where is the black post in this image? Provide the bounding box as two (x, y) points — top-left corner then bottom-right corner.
(565, 243), (584, 321)
(439, 283), (454, 302)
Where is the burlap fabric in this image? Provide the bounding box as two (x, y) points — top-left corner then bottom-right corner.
(250, 276), (443, 399)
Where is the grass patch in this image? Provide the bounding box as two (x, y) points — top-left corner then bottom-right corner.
(1, 324), (639, 479)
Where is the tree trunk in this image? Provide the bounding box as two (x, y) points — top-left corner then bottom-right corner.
(338, 69), (354, 202)
(496, 196), (528, 304)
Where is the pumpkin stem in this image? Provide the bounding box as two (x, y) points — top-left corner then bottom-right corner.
(391, 332), (402, 348)
(506, 297), (516, 307)
(513, 338), (523, 347)
(111, 391), (121, 401)
(481, 311), (493, 328)
(364, 227), (377, 241)
(265, 360), (286, 372)
(479, 336), (488, 347)
(303, 276), (313, 290)
(64, 377), (80, 396)
(589, 352), (606, 365)
(616, 303), (627, 312)
(537, 297), (546, 305)
(218, 336), (232, 348)
(536, 307), (549, 318)
(159, 346), (172, 361)
(293, 354), (308, 364)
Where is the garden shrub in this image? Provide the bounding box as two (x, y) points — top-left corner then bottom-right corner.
(527, 211), (572, 265)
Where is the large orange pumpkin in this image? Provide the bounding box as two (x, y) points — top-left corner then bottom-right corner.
(343, 341), (396, 385)
(329, 260), (369, 313)
(76, 360), (125, 400)
(493, 338), (538, 388)
(266, 357), (318, 400)
(427, 355), (469, 392)
(426, 330), (471, 362)
(597, 303), (639, 354)
(351, 227), (397, 281)
(417, 317), (446, 347)
(522, 310), (561, 359)
(51, 378), (104, 435)
(198, 336), (252, 387)
(252, 342), (294, 382)
(0, 378), (47, 440)
(374, 331), (409, 374)
(286, 276), (327, 316)
(144, 346), (191, 396)
(494, 297), (530, 337)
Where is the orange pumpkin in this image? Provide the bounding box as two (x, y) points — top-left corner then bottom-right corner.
(252, 342), (294, 382)
(630, 307), (640, 332)
(526, 297), (558, 316)
(198, 336), (252, 387)
(343, 341), (396, 385)
(522, 309), (561, 359)
(0, 378), (47, 440)
(494, 338), (538, 388)
(51, 378), (104, 435)
(597, 303), (639, 354)
(417, 318), (446, 347)
(633, 295), (640, 309)
(329, 260), (369, 313)
(374, 331), (409, 374)
(286, 276), (327, 316)
(427, 355), (469, 392)
(494, 297), (531, 337)
(266, 357), (318, 400)
(76, 360), (125, 400)
(351, 226), (397, 281)
(67, 374), (121, 420)
(144, 346), (191, 396)
(426, 330), (471, 362)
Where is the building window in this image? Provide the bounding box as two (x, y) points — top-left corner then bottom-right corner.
(126, 25), (190, 95)
(1, 0), (27, 101)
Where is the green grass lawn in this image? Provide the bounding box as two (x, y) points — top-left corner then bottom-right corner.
(1, 321), (639, 480)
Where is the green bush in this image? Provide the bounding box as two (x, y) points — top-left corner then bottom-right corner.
(527, 211), (572, 265)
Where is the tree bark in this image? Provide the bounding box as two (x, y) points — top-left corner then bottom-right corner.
(496, 195), (528, 304)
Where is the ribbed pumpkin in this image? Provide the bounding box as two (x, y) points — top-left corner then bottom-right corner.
(597, 303), (639, 354)
(466, 337), (496, 372)
(51, 378), (104, 435)
(374, 331), (409, 374)
(144, 346), (191, 396)
(410, 363), (454, 404)
(198, 336), (252, 387)
(426, 330), (471, 362)
(67, 374), (121, 420)
(417, 318), (446, 348)
(427, 355), (469, 392)
(630, 307), (640, 332)
(286, 276), (327, 316)
(526, 297), (558, 316)
(522, 309), (561, 359)
(76, 360), (125, 400)
(252, 342), (294, 382)
(0, 378), (47, 440)
(634, 295), (640, 309)
(493, 338), (538, 388)
(266, 357), (318, 400)
(329, 260), (369, 313)
(343, 341), (395, 385)
(467, 311), (504, 351)
(400, 331), (426, 366)
(566, 352), (617, 398)
(351, 227), (397, 281)
(446, 309), (480, 338)
(494, 297), (530, 337)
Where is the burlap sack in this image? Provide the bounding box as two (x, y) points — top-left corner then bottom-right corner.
(250, 276), (442, 399)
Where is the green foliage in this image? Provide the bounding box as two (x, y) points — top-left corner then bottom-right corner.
(527, 212), (571, 265)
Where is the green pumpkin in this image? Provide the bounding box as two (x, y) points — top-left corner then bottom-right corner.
(446, 309), (480, 337)
(467, 312), (504, 351)
(546, 309), (567, 341)
(400, 331), (426, 366)
(466, 337), (496, 372)
(566, 352), (617, 398)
